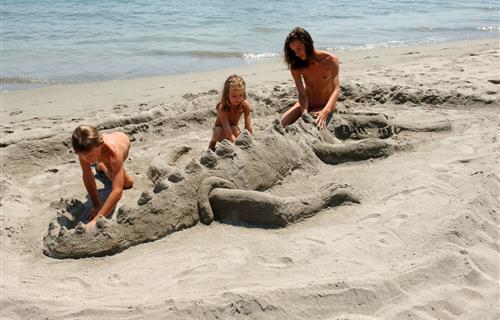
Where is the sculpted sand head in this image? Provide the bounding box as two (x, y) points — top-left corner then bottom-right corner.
(284, 27), (315, 69)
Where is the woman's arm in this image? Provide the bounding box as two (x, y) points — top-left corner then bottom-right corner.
(315, 55), (340, 128)
(323, 55), (340, 113)
(291, 68), (308, 114)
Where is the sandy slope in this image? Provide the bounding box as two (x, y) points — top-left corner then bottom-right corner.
(1, 38), (499, 319)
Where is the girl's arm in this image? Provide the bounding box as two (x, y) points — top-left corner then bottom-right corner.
(243, 101), (254, 134)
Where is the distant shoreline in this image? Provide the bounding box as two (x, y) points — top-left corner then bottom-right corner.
(2, 35), (498, 93)
(1, 37), (498, 123)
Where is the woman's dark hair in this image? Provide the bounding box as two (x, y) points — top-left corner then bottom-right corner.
(283, 27), (316, 70)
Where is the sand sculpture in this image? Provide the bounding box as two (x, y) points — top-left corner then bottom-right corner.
(42, 106), (451, 259)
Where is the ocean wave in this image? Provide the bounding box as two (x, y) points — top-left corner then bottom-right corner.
(327, 30), (498, 53)
(141, 49), (243, 58)
(476, 26), (500, 31)
(400, 26), (500, 33)
(327, 38), (439, 52)
(254, 26), (282, 33)
(74, 35), (224, 46)
(0, 77), (50, 84)
(243, 52), (280, 62)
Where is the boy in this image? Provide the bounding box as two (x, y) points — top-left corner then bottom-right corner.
(71, 125), (134, 225)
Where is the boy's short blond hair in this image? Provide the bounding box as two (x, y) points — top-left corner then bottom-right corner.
(71, 125), (103, 153)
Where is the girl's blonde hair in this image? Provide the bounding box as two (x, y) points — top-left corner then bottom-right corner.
(71, 125), (103, 153)
(217, 74), (246, 112)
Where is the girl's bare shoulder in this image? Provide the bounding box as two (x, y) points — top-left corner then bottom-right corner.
(216, 102), (227, 114)
(242, 100), (252, 111)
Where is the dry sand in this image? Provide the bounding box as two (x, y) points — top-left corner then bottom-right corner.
(1, 38), (499, 319)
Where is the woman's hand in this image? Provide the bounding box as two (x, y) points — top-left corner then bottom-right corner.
(313, 109), (330, 129)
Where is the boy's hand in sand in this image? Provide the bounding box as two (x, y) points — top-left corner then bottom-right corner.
(87, 206), (102, 221)
(86, 218), (97, 230)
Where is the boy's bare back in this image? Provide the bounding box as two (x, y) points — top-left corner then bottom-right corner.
(101, 132), (131, 163)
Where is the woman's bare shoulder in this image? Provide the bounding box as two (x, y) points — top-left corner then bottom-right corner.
(317, 50), (339, 63)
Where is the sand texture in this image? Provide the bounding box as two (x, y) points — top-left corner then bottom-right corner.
(1, 38), (499, 319)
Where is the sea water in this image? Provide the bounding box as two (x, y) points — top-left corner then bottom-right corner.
(1, 0), (498, 91)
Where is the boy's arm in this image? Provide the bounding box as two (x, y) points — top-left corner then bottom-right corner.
(315, 56), (340, 128)
(291, 69), (308, 114)
(217, 107), (236, 142)
(243, 101), (254, 134)
(91, 157), (125, 221)
(79, 158), (100, 209)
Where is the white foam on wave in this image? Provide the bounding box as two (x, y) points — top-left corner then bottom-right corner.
(327, 36), (454, 52)
(0, 77), (50, 84)
(243, 52), (280, 62)
(476, 26), (500, 31)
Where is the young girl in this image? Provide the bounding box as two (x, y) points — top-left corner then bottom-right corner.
(208, 74), (253, 151)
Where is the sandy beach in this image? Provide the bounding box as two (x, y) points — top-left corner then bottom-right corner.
(1, 38), (499, 319)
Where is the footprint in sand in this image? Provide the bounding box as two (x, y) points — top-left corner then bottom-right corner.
(9, 110), (23, 116)
(106, 273), (128, 287)
(301, 237), (326, 246)
(289, 237), (327, 259)
(383, 186), (428, 201)
(58, 276), (93, 291)
(173, 263), (217, 280)
(220, 246), (250, 265)
(376, 214), (408, 243)
(376, 235), (390, 247)
(257, 255), (293, 269)
(382, 213), (408, 230)
(356, 213), (382, 227)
